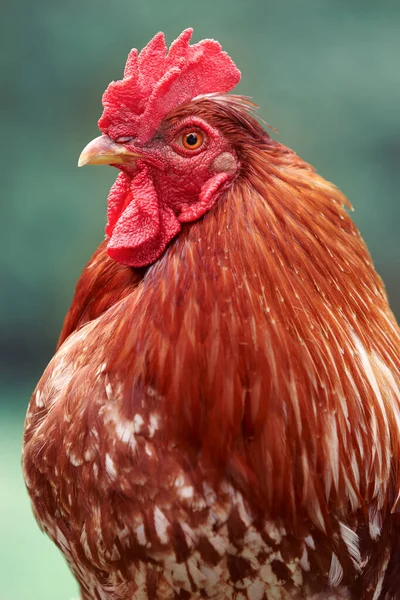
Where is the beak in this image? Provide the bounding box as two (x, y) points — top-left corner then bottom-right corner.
(78, 135), (143, 167)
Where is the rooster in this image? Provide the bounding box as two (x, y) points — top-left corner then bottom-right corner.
(23, 29), (400, 600)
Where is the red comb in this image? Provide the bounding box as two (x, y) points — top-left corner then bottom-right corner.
(98, 29), (241, 142)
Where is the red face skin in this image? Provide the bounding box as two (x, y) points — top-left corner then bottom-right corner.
(83, 115), (240, 268)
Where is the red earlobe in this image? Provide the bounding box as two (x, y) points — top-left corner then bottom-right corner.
(178, 172), (231, 223)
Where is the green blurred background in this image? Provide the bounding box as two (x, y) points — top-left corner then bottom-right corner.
(1, 0), (399, 597)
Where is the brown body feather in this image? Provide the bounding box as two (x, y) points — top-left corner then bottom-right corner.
(23, 99), (400, 599)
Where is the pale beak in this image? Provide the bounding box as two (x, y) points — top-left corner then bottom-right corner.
(78, 135), (143, 167)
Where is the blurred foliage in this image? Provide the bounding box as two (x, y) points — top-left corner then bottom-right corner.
(1, 0), (399, 597)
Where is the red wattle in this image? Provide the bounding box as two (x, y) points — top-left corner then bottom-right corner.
(106, 166), (181, 268)
(106, 172), (132, 236)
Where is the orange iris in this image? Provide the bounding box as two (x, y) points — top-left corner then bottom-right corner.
(182, 131), (204, 150)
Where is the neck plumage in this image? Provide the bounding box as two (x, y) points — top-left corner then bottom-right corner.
(63, 141), (400, 530)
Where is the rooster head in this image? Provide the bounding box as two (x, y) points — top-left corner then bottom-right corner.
(78, 29), (243, 267)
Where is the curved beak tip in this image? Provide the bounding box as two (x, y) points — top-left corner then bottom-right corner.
(77, 153), (89, 168)
(78, 135), (109, 168)
(77, 135), (144, 168)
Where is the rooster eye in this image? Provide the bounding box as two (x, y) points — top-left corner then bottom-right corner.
(182, 131), (204, 150)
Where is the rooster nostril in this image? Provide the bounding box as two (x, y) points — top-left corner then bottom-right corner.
(115, 136), (134, 144)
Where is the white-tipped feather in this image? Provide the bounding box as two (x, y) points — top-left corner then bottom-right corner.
(328, 553), (344, 587)
(339, 523), (362, 571)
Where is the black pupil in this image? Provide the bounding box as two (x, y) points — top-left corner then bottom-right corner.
(186, 133), (198, 146)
